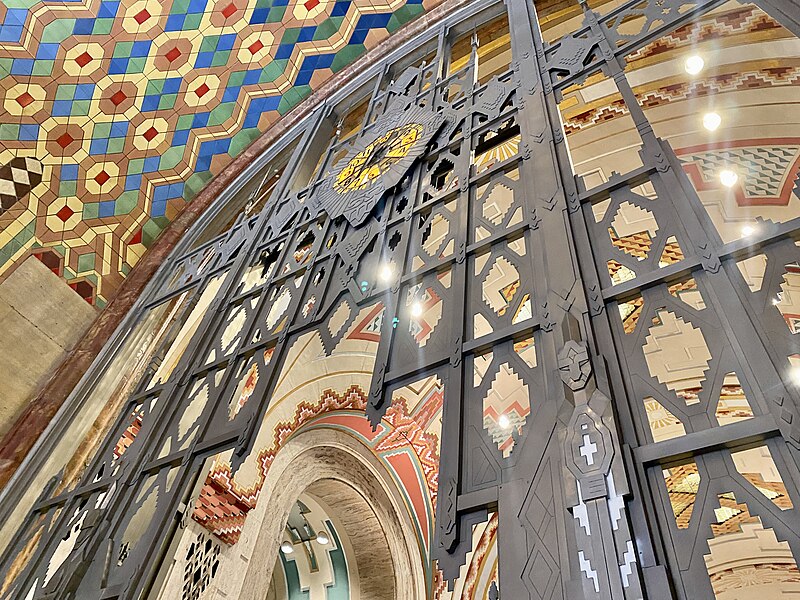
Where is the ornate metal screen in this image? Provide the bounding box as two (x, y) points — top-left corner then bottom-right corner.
(2, 0), (800, 597)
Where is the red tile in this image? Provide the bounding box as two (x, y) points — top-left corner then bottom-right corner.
(130, 229), (143, 245)
(142, 126), (158, 142)
(248, 39), (264, 55)
(134, 8), (151, 24)
(304, 0), (320, 10)
(94, 170), (110, 186)
(165, 46), (182, 62)
(194, 83), (210, 98)
(56, 205), (74, 222)
(221, 2), (237, 18)
(15, 92), (34, 108)
(110, 90), (127, 106)
(56, 132), (74, 148)
(75, 52), (92, 68)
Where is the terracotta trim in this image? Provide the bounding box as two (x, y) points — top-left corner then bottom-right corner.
(0, 0), (471, 491)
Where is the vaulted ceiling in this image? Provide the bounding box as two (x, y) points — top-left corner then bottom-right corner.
(0, 0), (442, 306)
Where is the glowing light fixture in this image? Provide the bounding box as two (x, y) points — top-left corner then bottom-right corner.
(498, 414), (511, 429)
(411, 302), (423, 318)
(790, 366), (800, 386)
(702, 112), (721, 131)
(741, 225), (755, 237)
(316, 532), (330, 545)
(719, 169), (738, 188)
(379, 263), (394, 282)
(684, 55), (704, 75)
(281, 541), (294, 554)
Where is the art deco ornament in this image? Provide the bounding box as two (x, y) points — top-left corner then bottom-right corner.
(317, 101), (446, 227)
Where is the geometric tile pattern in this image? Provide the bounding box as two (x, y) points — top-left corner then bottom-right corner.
(681, 146), (800, 200)
(0, 0), (441, 306)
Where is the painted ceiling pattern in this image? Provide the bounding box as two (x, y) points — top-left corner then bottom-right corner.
(0, 0), (440, 306)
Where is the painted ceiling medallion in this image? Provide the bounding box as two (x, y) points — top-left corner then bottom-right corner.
(318, 102), (446, 227)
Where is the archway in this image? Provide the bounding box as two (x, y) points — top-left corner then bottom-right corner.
(202, 428), (427, 600)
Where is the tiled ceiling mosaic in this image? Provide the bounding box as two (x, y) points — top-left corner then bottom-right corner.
(0, 0), (439, 306)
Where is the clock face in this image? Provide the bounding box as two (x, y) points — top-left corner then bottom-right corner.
(315, 101), (447, 228)
(333, 123), (424, 194)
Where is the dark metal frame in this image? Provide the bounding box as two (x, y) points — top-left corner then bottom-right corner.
(3, 0), (800, 597)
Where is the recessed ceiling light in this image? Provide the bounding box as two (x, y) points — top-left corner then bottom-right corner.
(720, 169), (738, 188)
(281, 541), (294, 554)
(685, 55), (704, 75)
(498, 414), (511, 429)
(316, 532), (330, 545)
(702, 112), (721, 131)
(741, 225), (755, 236)
(411, 302), (423, 318)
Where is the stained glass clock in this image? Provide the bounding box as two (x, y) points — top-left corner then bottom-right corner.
(317, 102), (447, 227)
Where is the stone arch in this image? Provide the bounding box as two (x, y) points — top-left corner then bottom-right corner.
(206, 427), (427, 600)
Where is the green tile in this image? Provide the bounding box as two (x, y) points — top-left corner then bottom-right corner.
(93, 18), (114, 34)
(159, 146), (185, 170)
(208, 102), (234, 126)
(227, 70), (246, 87)
(331, 44), (365, 73)
(314, 17), (343, 41)
(93, 122), (111, 137)
(77, 251), (96, 274)
(82, 202), (99, 219)
(145, 79), (165, 95)
(184, 13), (203, 29)
(32, 60), (53, 77)
(40, 19), (75, 43)
(115, 191), (138, 215)
(183, 171), (213, 200)
(199, 35), (219, 53)
(267, 6), (285, 22)
(176, 114), (194, 130)
(0, 124), (19, 140)
(142, 219), (163, 246)
(107, 138), (126, 154)
(281, 27), (301, 45)
(260, 59), (287, 83)
(229, 127), (260, 157)
(0, 58), (12, 78)
(72, 100), (91, 115)
(171, 0), (190, 13)
(128, 158), (145, 174)
(127, 57), (147, 73)
(158, 94), (177, 110)
(211, 50), (230, 68)
(55, 84), (75, 101)
(59, 180), (77, 197)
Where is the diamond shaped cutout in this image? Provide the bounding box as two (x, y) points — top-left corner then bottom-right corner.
(482, 182), (514, 225)
(609, 201), (659, 260)
(643, 309), (711, 405)
(483, 362), (530, 458)
(482, 256), (520, 316)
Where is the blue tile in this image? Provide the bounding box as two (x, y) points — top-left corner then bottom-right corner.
(110, 121), (128, 137)
(36, 43), (59, 60)
(171, 129), (190, 146)
(72, 18), (94, 34)
(61, 164), (79, 180)
(18, 124), (38, 141)
(243, 69), (261, 85)
(99, 201), (116, 218)
(218, 33), (237, 51)
(249, 8), (269, 23)
(143, 156), (160, 172)
(108, 57), (128, 75)
(141, 95), (160, 112)
(52, 99), (72, 116)
(165, 14), (185, 31)
(90, 139), (109, 155)
(297, 26), (316, 42)
(194, 53), (213, 68)
(125, 174), (142, 191)
(192, 112), (210, 128)
(274, 44), (292, 60)
(331, 1), (349, 16)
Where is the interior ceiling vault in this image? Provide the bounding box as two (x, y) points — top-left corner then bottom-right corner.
(0, 0), (446, 307)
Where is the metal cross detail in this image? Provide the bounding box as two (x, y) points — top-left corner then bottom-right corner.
(579, 434), (598, 466)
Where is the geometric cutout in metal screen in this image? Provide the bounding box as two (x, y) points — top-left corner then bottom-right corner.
(731, 445), (793, 511)
(662, 460), (700, 529)
(705, 492), (800, 598)
(668, 278), (705, 311)
(482, 256), (520, 316)
(483, 362), (530, 458)
(643, 396), (685, 443)
(777, 263), (800, 334)
(609, 201), (659, 261)
(643, 309), (711, 406)
(715, 372), (754, 426)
